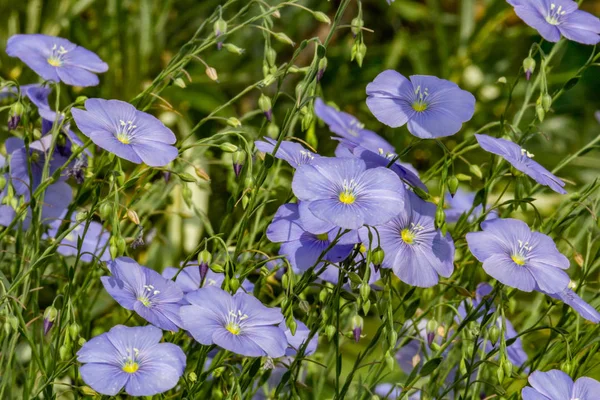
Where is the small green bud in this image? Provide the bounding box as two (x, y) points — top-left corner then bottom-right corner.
(267, 123), (279, 138)
(219, 143), (238, 153)
(503, 359), (513, 377)
(388, 330), (398, 347)
(273, 32), (295, 46)
(198, 250), (212, 267)
(459, 357), (468, 375)
(384, 350), (395, 370)
(188, 371), (197, 382)
(173, 77), (186, 88)
(214, 18), (227, 37)
(352, 42), (367, 67)
(496, 365), (504, 383)
(75, 96), (88, 105)
(362, 299), (371, 315)
(78, 337), (86, 346)
(542, 93), (552, 112)
(536, 103), (545, 122)
(227, 117), (241, 127)
(69, 323), (81, 341)
(317, 57), (328, 81)
(210, 263), (225, 273)
(313, 11), (331, 24)
(299, 300), (310, 314)
(205, 66), (218, 81)
(59, 345), (70, 361)
(99, 202), (112, 220)
(319, 288), (329, 303)
(222, 43), (245, 55)
(287, 317), (297, 335)
(359, 283), (371, 302)
(80, 386), (97, 396)
(351, 17), (364, 36)
(266, 48), (277, 67)
(523, 57), (536, 80)
(325, 325), (337, 341)
(232, 150), (245, 177)
(469, 164), (483, 179)
(488, 325), (500, 344)
(75, 211), (88, 222)
(371, 247), (385, 266)
(229, 277), (240, 292)
(435, 206), (445, 228)
(258, 94), (273, 121)
(455, 173), (471, 182)
(447, 175), (459, 197)
(0, 175), (6, 192)
(560, 360), (571, 375)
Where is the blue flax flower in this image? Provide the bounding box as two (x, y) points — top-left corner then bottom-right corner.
(522, 369), (600, 400)
(366, 70), (475, 138)
(101, 257), (184, 331)
(46, 220), (110, 262)
(540, 285), (600, 323)
(292, 157), (405, 230)
(445, 188), (497, 223)
(466, 218), (570, 293)
(508, 0), (600, 45)
(255, 137), (319, 168)
(180, 286), (287, 357)
(475, 134), (566, 194)
(7, 34), (108, 87)
(314, 98), (395, 153)
(365, 191), (455, 287)
(72, 99), (178, 167)
(76, 325), (186, 396)
(335, 138), (426, 191)
(266, 203), (355, 272)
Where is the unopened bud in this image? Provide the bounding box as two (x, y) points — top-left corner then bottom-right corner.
(362, 299), (371, 315)
(69, 323), (81, 341)
(126, 209), (140, 225)
(352, 315), (363, 342)
(205, 67), (218, 81)
(469, 164), (483, 179)
(258, 94), (273, 121)
(232, 150), (245, 177)
(222, 43), (245, 55)
(435, 206), (445, 228)
(60, 345), (70, 360)
(188, 371), (197, 382)
(173, 77), (186, 88)
(75, 211), (88, 222)
(426, 319), (438, 346)
(266, 48), (277, 67)
(317, 57), (328, 82)
(229, 277), (240, 292)
(502, 359), (513, 377)
(488, 324), (500, 344)
(325, 325), (337, 341)
(523, 57), (536, 80)
(351, 17), (364, 36)
(273, 32), (295, 46)
(227, 117), (241, 127)
(194, 167), (210, 181)
(219, 143), (238, 153)
(542, 93), (552, 112)
(214, 18), (227, 37)
(210, 263), (225, 273)
(496, 365), (504, 383)
(560, 360), (571, 375)
(8, 101), (25, 130)
(43, 306), (58, 335)
(198, 250), (212, 281)
(371, 247), (385, 267)
(536, 103), (545, 122)
(313, 11), (331, 24)
(385, 350), (395, 370)
(447, 175), (459, 197)
(359, 283), (371, 302)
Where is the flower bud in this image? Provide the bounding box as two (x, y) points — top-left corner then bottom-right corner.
(69, 323), (81, 341)
(232, 150), (245, 178)
(317, 57), (328, 82)
(75, 96), (88, 105)
(313, 11), (331, 24)
(59, 345), (70, 361)
(8, 101), (24, 130)
(229, 277), (240, 292)
(351, 17), (364, 36)
(195, 167), (210, 181)
(447, 175), (459, 197)
(219, 143), (238, 153)
(227, 117), (241, 127)
(325, 325), (337, 341)
(197, 250), (211, 281)
(214, 17), (227, 37)
(286, 317), (297, 335)
(351, 315), (363, 342)
(0, 175), (6, 192)
(205, 66), (218, 81)
(126, 209), (140, 225)
(523, 57), (536, 80)
(273, 32), (295, 46)
(542, 93), (552, 112)
(266, 48), (277, 67)
(43, 306), (58, 335)
(469, 164), (483, 179)
(536, 102), (545, 122)
(188, 372), (197, 383)
(75, 211), (88, 222)
(80, 386), (97, 396)
(488, 324), (500, 344)
(426, 319), (438, 346)
(389, 330), (398, 347)
(258, 94), (273, 121)
(362, 299), (371, 315)
(173, 77), (186, 88)
(560, 360), (571, 375)
(371, 247), (385, 268)
(352, 42), (367, 67)
(435, 206), (445, 229)
(210, 263), (225, 273)
(359, 283), (371, 302)
(496, 365), (504, 383)
(502, 358), (512, 377)
(385, 350), (395, 370)
(222, 43), (245, 55)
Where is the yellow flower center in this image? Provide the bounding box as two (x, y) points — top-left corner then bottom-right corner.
(137, 296), (151, 307)
(122, 361), (139, 374)
(401, 228), (415, 244)
(412, 102), (428, 112)
(117, 133), (130, 144)
(316, 233), (329, 241)
(359, 244), (367, 253)
(511, 254), (526, 266)
(226, 323), (241, 335)
(339, 192), (355, 204)
(47, 57), (62, 67)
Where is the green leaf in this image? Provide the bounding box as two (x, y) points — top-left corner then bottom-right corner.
(419, 357), (442, 376)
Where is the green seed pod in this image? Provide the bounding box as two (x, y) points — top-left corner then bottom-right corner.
(351, 17), (364, 36)
(214, 17), (227, 37)
(319, 288), (329, 303)
(362, 299), (371, 315)
(273, 32), (295, 46)
(188, 371), (197, 382)
(75, 211), (88, 222)
(69, 323), (81, 341)
(229, 277), (240, 292)
(267, 123), (279, 139)
(173, 77), (186, 88)
(496, 365), (504, 383)
(219, 143), (238, 153)
(435, 206), (445, 228)
(523, 57), (536, 79)
(488, 325), (500, 344)
(384, 350), (395, 370)
(503, 359), (513, 377)
(227, 117), (241, 127)
(469, 164), (483, 179)
(371, 247), (385, 266)
(287, 317), (297, 336)
(542, 93), (552, 112)
(360, 283), (370, 302)
(560, 360), (571, 375)
(59, 345), (70, 361)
